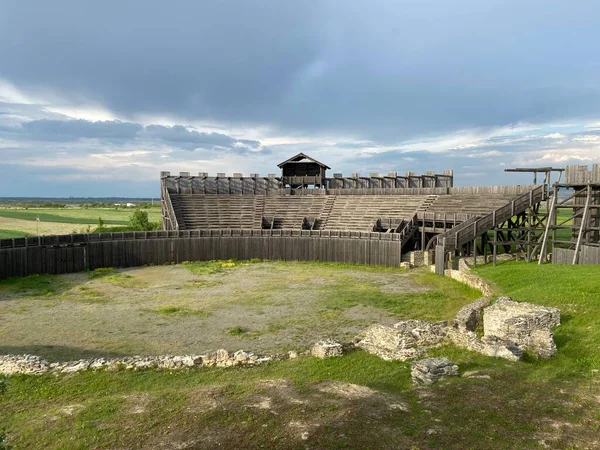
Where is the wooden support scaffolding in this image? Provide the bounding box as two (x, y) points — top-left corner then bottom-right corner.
(540, 183), (600, 264)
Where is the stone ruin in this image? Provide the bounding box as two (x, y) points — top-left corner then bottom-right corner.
(446, 296), (560, 360)
(483, 297), (560, 359)
(0, 342), (349, 376)
(0, 350), (277, 376)
(452, 297), (491, 332)
(411, 358), (458, 384)
(355, 297), (560, 363)
(311, 340), (344, 359)
(354, 320), (447, 361)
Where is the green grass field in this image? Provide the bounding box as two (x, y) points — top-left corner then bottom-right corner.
(0, 207), (162, 239)
(0, 229), (33, 239)
(1, 261), (599, 449)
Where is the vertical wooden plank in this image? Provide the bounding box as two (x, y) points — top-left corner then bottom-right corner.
(435, 245), (445, 274)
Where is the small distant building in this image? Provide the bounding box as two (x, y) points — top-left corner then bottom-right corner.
(278, 152), (330, 188)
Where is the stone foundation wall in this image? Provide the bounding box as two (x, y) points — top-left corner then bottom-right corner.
(402, 251), (432, 267)
(444, 264), (493, 296)
(484, 297), (560, 358)
(355, 320), (447, 361)
(0, 350), (280, 376)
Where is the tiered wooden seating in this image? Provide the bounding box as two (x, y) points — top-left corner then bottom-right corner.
(263, 196), (330, 229)
(170, 193), (517, 232)
(170, 195), (263, 229)
(323, 196), (428, 231)
(426, 195), (519, 217)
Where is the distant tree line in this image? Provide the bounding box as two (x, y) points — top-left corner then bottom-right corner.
(93, 209), (161, 233)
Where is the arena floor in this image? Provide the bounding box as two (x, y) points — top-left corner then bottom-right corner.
(0, 261), (479, 360)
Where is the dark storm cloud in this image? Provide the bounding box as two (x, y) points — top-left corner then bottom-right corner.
(0, 115), (269, 154)
(1, 0), (599, 196)
(141, 125), (264, 153)
(1, 1), (599, 141)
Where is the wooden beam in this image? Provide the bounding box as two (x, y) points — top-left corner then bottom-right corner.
(573, 184), (592, 264)
(538, 185), (557, 264)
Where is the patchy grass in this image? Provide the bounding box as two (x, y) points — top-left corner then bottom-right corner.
(65, 285), (106, 303)
(151, 306), (211, 317)
(322, 268), (480, 323)
(182, 279), (223, 289)
(2, 261), (600, 448)
(227, 326), (249, 336)
(181, 259), (265, 275)
(88, 267), (117, 278)
(88, 268), (147, 288)
(0, 262), (487, 360)
(0, 274), (70, 297)
(474, 261), (600, 380)
(1, 349), (599, 449)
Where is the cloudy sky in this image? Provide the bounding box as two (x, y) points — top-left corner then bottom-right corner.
(1, 0), (599, 197)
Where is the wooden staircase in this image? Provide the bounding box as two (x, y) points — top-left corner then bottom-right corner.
(434, 185), (549, 273)
(417, 195), (438, 212)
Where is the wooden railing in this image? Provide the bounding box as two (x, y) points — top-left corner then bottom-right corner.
(438, 184), (548, 252)
(398, 214), (418, 241)
(161, 179), (179, 231)
(417, 211), (477, 223)
(166, 182), (537, 197)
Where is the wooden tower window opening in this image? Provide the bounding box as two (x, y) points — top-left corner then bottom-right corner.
(277, 152), (331, 189)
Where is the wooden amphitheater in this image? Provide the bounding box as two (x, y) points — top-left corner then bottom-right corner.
(160, 153), (600, 272)
(1, 154), (599, 280)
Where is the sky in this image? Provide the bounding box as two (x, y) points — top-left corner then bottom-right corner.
(1, 0), (600, 197)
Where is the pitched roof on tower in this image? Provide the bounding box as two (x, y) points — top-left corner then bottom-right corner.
(277, 152), (331, 169)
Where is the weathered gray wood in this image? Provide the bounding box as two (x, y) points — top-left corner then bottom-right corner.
(435, 245), (445, 274)
(553, 245), (600, 265)
(573, 185), (592, 264)
(0, 232), (405, 279)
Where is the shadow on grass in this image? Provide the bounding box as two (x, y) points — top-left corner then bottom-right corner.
(0, 273), (81, 298)
(0, 345), (128, 361)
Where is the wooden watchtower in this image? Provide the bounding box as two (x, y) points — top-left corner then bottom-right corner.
(278, 153), (330, 189)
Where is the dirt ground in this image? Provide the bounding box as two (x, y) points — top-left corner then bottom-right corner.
(0, 217), (92, 236)
(0, 262), (434, 360)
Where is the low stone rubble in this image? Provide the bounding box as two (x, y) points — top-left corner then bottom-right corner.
(356, 295), (561, 365)
(411, 358), (458, 384)
(452, 297), (491, 332)
(0, 350), (276, 376)
(483, 297), (561, 359)
(1, 341), (352, 376)
(448, 296), (560, 361)
(311, 340), (344, 359)
(480, 335), (524, 361)
(355, 320), (447, 361)
(0, 354), (50, 375)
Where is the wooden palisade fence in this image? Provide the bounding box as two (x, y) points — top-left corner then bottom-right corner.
(0, 230), (404, 279)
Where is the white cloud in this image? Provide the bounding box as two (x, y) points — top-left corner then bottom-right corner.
(0, 79), (36, 104)
(44, 105), (117, 122)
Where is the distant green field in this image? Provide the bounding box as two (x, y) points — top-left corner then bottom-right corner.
(0, 208), (160, 225)
(0, 229), (33, 239)
(0, 207), (162, 239)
